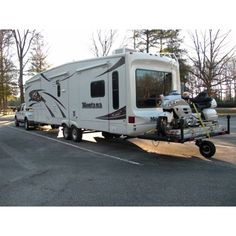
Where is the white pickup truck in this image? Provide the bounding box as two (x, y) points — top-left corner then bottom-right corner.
(15, 103), (34, 130)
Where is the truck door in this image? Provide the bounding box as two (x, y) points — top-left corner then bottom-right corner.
(18, 103), (25, 121)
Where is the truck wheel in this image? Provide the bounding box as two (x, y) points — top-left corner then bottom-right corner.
(199, 140), (216, 158)
(15, 117), (19, 127)
(71, 126), (83, 142)
(63, 125), (72, 140)
(24, 118), (29, 130)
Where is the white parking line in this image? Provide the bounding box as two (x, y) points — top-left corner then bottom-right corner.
(215, 144), (236, 149)
(8, 126), (141, 166)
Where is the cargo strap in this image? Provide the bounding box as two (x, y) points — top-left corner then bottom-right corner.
(192, 102), (210, 138)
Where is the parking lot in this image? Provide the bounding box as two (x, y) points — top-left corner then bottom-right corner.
(0, 115), (236, 206)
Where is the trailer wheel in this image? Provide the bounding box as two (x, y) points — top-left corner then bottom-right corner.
(24, 118), (29, 130)
(71, 126), (83, 142)
(199, 140), (216, 158)
(63, 125), (72, 140)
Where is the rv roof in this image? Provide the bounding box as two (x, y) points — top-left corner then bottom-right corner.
(25, 51), (177, 84)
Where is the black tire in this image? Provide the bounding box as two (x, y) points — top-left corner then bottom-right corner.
(71, 126), (83, 142)
(51, 125), (59, 129)
(113, 134), (121, 139)
(102, 132), (114, 139)
(156, 117), (167, 136)
(24, 118), (29, 130)
(63, 125), (72, 140)
(15, 117), (19, 127)
(199, 140), (216, 158)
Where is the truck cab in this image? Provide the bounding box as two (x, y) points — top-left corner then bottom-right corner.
(15, 103), (34, 130)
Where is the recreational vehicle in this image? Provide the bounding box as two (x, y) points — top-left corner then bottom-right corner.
(23, 49), (180, 140)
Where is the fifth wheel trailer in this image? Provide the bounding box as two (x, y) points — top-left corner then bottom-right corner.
(24, 49), (181, 141)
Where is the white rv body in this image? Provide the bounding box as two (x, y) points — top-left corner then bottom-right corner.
(25, 50), (180, 137)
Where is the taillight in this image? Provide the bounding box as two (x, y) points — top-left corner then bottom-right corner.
(128, 116), (135, 124)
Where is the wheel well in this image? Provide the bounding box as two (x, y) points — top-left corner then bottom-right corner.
(62, 123), (69, 128)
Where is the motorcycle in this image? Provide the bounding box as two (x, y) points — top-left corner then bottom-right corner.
(157, 91), (218, 135)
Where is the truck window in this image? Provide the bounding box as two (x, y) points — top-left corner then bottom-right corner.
(91, 80), (105, 98)
(112, 71), (119, 110)
(136, 69), (172, 108)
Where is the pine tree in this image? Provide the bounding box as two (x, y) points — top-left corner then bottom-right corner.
(162, 30), (190, 83)
(133, 29), (190, 83)
(28, 33), (50, 74)
(0, 30), (17, 113)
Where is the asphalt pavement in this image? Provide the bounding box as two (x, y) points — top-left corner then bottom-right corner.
(0, 115), (236, 206)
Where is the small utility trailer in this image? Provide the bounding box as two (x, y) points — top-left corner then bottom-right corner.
(138, 115), (231, 158)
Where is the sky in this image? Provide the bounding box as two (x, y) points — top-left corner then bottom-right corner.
(43, 29), (236, 68)
(43, 29), (129, 67)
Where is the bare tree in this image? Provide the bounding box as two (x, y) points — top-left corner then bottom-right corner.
(91, 30), (117, 57)
(13, 29), (37, 103)
(188, 30), (236, 96)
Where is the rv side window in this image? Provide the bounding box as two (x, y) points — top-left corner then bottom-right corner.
(56, 81), (61, 97)
(112, 71), (119, 110)
(91, 80), (105, 98)
(136, 69), (172, 108)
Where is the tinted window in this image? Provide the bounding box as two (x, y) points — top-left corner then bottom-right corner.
(56, 81), (61, 97)
(91, 80), (105, 97)
(112, 71), (119, 109)
(136, 69), (172, 108)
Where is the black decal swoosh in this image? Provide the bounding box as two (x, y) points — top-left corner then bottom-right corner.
(42, 92), (66, 109)
(25, 85), (31, 91)
(97, 106), (126, 120)
(41, 73), (50, 81)
(60, 72), (77, 81)
(56, 103), (66, 118)
(44, 102), (55, 117)
(29, 102), (37, 107)
(96, 57), (125, 77)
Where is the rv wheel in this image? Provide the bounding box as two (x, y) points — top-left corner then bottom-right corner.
(199, 140), (216, 158)
(102, 132), (114, 139)
(71, 126), (83, 142)
(63, 125), (72, 140)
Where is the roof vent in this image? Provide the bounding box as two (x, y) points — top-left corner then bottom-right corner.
(112, 48), (136, 55)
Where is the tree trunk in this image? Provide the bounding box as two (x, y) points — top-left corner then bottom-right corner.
(146, 31), (149, 53)
(19, 58), (24, 103)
